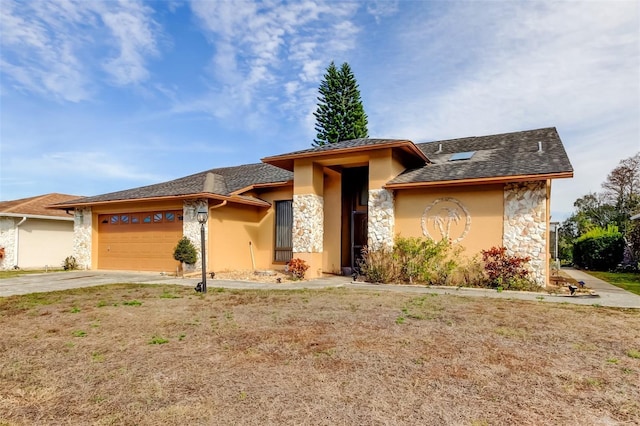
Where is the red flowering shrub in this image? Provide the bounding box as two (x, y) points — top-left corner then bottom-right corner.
(287, 258), (309, 280)
(481, 246), (534, 290)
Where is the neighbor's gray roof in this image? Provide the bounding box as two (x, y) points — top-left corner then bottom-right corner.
(387, 127), (573, 186)
(59, 163), (292, 206)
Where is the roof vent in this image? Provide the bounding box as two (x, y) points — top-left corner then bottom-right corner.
(537, 141), (543, 153)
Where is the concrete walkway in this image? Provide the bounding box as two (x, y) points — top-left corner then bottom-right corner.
(1, 268), (639, 309)
(559, 267), (640, 308)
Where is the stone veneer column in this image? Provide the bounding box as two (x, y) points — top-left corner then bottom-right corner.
(293, 194), (323, 253)
(368, 188), (395, 251)
(0, 217), (17, 270)
(503, 181), (547, 286)
(183, 199), (208, 273)
(73, 207), (92, 269)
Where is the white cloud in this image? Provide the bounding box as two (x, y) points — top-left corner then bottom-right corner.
(366, 0), (399, 23)
(100, 2), (160, 85)
(15, 151), (162, 182)
(361, 1), (639, 219)
(184, 0), (361, 127)
(0, 0), (161, 102)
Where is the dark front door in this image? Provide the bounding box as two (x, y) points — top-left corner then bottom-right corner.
(341, 167), (368, 270)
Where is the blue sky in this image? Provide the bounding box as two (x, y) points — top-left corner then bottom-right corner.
(1, 0), (638, 221)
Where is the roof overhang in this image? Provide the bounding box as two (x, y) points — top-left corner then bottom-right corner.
(262, 140), (429, 171)
(51, 192), (272, 210)
(230, 180), (293, 196)
(385, 171), (574, 190)
(0, 212), (74, 221)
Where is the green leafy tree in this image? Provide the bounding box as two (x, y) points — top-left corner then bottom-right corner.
(313, 61), (368, 146)
(560, 152), (640, 266)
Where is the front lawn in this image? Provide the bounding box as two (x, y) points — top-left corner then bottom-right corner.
(1, 284), (639, 425)
(586, 271), (640, 296)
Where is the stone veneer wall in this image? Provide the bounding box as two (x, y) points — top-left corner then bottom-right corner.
(292, 194), (323, 253)
(368, 189), (395, 250)
(0, 217), (17, 269)
(503, 181), (547, 286)
(73, 207), (92, 269)
(183, 199), (209, 273)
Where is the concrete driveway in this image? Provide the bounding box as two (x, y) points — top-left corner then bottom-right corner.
(1, 268), (639, 309)
(0, 270), (349, 297)
(0, 270), (195, 297)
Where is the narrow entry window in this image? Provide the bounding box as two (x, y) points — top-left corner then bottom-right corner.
(274, 200), (293, 262)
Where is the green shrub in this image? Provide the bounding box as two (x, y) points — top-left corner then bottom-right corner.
(358, 246), (398, 283)
(448, 256), (485, 287)
(63, 256), (78, 271)
(173, 237), (198, 265)
(394, 237), (455, 284)
(573, 225), (624, 271)
(358, 236), (457, 285)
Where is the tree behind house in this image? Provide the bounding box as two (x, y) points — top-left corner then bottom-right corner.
(313, 61), (368, 146)
(560, 152), (640, 266)
(602, 153), (640, 233)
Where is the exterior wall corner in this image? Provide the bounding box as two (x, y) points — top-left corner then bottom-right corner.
(368, 188), (395, 251)
(0, 217), (17, 270)
(503, 181), (548, 286)
(73, 207), (92, 269)
(292, 193), (323, 278)
(183, 199), (209, 273)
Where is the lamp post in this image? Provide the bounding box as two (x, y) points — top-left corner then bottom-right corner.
(197, 208), (208, 293)
(550, 221), (560, 265)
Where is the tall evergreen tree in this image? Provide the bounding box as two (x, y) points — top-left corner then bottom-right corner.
(313, 61), (368, 146)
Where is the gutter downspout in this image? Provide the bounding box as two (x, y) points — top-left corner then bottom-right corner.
(15, 217), (27, 268)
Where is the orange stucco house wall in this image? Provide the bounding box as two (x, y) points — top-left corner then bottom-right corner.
(54, 127), (572, 286)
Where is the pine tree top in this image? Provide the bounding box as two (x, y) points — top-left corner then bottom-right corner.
(313, 61), (368, 146)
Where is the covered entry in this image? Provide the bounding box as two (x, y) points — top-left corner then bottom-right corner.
(97, 210), (183, 272)
(341, 167), (368, 270)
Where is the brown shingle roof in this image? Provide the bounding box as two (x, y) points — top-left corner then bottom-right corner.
(0, 193), (80, 218)
(53, 127), (572, 208)
(387, 127), (573, 186)
(262, 138), (428, 170)
(58, 163), (293, 206)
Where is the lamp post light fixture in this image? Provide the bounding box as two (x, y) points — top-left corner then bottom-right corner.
(74, 209), (84, 225)
(197, 208), (208, 293)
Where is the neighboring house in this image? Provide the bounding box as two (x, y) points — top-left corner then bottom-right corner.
(0, 193), (79, 270)
(54, 127), (573, 286)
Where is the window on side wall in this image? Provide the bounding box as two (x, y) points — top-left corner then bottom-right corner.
(274, 200), (293, 263)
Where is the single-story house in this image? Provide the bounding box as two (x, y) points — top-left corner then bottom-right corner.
(53, 127), (573, 286)
(0, 193), (79, 270)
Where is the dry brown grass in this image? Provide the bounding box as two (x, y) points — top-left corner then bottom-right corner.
(212, 269), (291, 283)
(1, 284), (639, 425)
